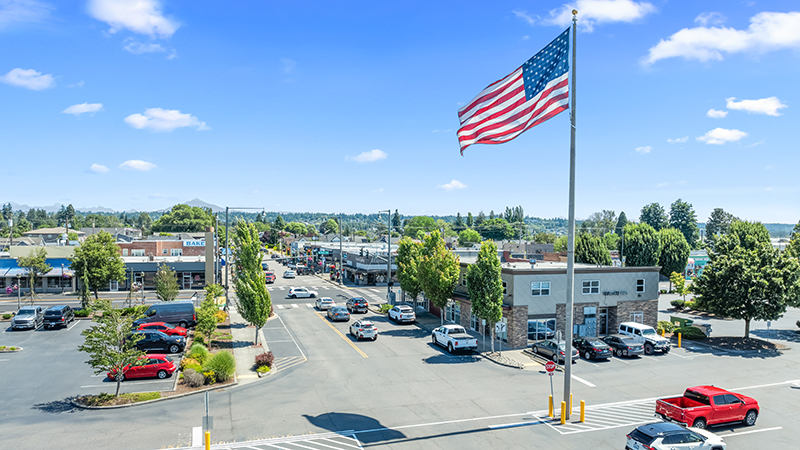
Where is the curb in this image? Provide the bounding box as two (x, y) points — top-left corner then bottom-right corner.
(669, 336), (789, 354)
(70, 375), (239, 410)
(480, 352), (524, 369)
(0, 348), (23, 352)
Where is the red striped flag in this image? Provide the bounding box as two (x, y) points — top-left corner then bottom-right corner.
(458, 29), (570, 155)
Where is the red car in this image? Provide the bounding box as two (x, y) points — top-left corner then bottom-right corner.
(136, 322), (188, 337)
(107, 354), (177, 381)
(265, 271), (276, 283)
(656, 385), (759, 429)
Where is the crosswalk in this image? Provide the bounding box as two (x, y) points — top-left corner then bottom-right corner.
(275, 304), (314, 309)
(543, 399), (657, 435)
(272, 355), (307, 373)
(184, 431), (363, 450)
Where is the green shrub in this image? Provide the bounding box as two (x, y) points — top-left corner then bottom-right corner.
(205, 351), (236, 382)
(184, 363), (203, 373)
(657, 320), (676, 334)
(183, 369), (205, 387)
(75, 309), (90, 317)
(0, 346), (6, 350)
(2, 313), (12, 320)
(670, 299), (685, 308)
(203, 370), (217, 385)
(179, 357), (199, 370)
(379, 304), (392, 313)
(684, 300), (696, 310)
(257, 365), (271, 374)
(188, 343), (210, 364)
(89, 299), (112, 313)
(674, 326), (706, 340)
(192, 332), (207, 347)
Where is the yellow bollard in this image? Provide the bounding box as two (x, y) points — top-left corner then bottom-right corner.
(570, 393), (573, 413)
(205, 431), (210, 450)
(580, 400), (585, 422)
(548, 395), (554, 418)
(678, 333), (682, 348)
(661, 328), (665, 337)
(560, 401), (566, 425)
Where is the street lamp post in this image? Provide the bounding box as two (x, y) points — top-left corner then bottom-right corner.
(141, 272), (146, 304)
(378, 210), (392, 303)
(16, 273), (21, 309)
(61, 263), (64, 294)
(338, 214), (343, 286)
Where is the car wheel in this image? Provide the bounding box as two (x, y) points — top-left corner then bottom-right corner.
(432, 335), (436, 344)
(373, 335), (377, 341)
(533, 347), (539, 354)
(692, 418), (707, 429)
(118, 373), (125, 381)
(744, 410), (758, 426)
(310, 294), (315, 298)
(584, 351), (592, 360)
(290, 294), (296, 299)
(179, 321), (188, 329)
(616, 349), (623, 357)
(551, 354), (558, 362)
(644, 343), (654, 355)
(157, 370), (168, 379)
(168, 344), (180, 353)
(448, 343), (454, 353)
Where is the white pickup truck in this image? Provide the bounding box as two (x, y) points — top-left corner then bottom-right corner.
(431, 324), (478, 353)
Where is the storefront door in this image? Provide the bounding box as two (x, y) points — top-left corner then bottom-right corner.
(598, 308), (608, 335)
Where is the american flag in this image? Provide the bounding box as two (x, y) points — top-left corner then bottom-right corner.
(457, 28), (570, 155)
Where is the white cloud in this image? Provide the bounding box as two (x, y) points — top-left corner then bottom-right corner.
(346, 149), (387, 163)
(68, 80), (85, 88)
(725, 96), (787, 116)
(87, 0), (179, 38)
(0, 0), (52, 27)
(696, 127), (747, 145)
(280, 58), (296, 74)
(0, 67), (55, 90)
(634, 145), (652, 154)
(513, 9), (535, 25)
(124, 40), (166, 55)
(667, 136), (688, 143)
(544, 0), (656, 32)
(124, 108), (209, 131)
(119, 160), (156, 171)
(89, 164), (109, 173)
(63, 102), (103, 115)
(695, 12), (726, 26)
(644, 11), (800, 65)
(439, 180), (467, 190)
(706, 109), (728, 118)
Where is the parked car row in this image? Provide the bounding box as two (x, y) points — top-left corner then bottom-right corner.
(107, 354), (177, 381)
(10, 305), (75, 331)
(531, 322), (672, 363)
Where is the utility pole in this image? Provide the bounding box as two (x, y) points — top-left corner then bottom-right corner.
(339, 213), (343, 285)
(225, 207), (229, 308)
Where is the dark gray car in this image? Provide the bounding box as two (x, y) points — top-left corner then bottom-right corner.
(11, 306), (44, 330)
(531, 339), (579, 364)
(43, 305), (75, 329)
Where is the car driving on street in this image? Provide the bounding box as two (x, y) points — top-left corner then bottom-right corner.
(283, 270), (296, 279)
(625, 422), (726, 450)
(349, 319), (377, 340)
(388, 304), (416, 323)
(327, 306), (350, 322)
(288, 287), (318, 298)
(315, 297), (335, 310)
(346, 297), (369, 313)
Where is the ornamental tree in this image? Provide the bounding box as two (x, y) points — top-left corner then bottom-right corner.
(232, 221), (271, 345)
(68, 231), (125, 299)
(77, 307), (145, 397)
(418, 230), (460, 325)
(575, 233), (612, 266)
(396, 237), (423, 303)
(669, 198), (700, 249)
(693, 221), (800, 338)
(154, 263), (180, 302)
(458, 228), (481, 247)
(658, 228), (690, 278)
(622, 223), (661, 267)
(17, 247), (52, 302)
(466, 240), (503, 351)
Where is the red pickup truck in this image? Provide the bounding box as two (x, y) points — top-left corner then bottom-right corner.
(655, 386), (759, 429)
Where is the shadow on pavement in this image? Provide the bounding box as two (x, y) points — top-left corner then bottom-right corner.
(302, 412), (405, 445)
(751, 329), (800, 343)
(32, 398), (80, 414)
(422, 353), (481, 364)
(377, 328), (429, 339)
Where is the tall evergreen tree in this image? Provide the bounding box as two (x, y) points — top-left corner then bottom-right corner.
(454, 213), (465, 230)
(466, 212), (474, 228)
(622, 223), (661, 267)
(575, 233), (612, 266)
(640, 203), (669, 231)
(615, 211), (628, 235)
(392, 209), (401, 231)
(232, 221), (271, 345)
(669, 198), (699, 249)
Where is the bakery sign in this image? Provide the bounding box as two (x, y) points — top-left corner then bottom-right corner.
(183, 240), (205, 247)
(602, 290), (627, 296)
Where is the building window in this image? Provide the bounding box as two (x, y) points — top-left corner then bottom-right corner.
(470, 314), (480, 332)
(636, 279), (645, 293)
(502, 281), (507, 295)
(531, 281), (550, 296)
(171, 249), (182, 256)
(582, 280), (599, 294)
(122, 249), (128, 256)
(132, 249), (145, 257)
(163, 249), (168, 255)
(461, 272), (467, 286)
(630, 311), (643, 323)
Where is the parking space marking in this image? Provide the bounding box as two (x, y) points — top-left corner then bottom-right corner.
(718, 426), (782, 437)
(276, 305), (285, 309)
(291, 304), (299, 308)
(545, 399), (656, 435)
(66, 320), (81, 331)
(571, 374), (596, 387)
(179, 431), (363, 450)
(306, 304), (313, 308)
(313, 312), (368, 358)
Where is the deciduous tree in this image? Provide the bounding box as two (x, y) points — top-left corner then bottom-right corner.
(232, 222), (271, 345)
(694, 221), (800, 338)
(640, 203), (668, 231)
(458, 229), (481, 247)
(78, 307), (145, 397)
(151, 204), (214, 233)
(68, 231), (125, 299)
(154, 263), (179, 302)
(622, 223), (661, 267)
(658, 228), (690, 278)
(466, 241), (503, 351)
(17, 247), (52, 302)
(418, 231), (460, 325)
(404, 216), (436, 237)
(396, 237), (423, 303)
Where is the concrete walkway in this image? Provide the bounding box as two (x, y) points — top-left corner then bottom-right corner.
(227, 305), (269, 386)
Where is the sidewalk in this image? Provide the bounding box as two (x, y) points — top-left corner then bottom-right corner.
(227, 306), (269, 386)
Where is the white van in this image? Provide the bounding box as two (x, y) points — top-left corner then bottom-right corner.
(618, 322), (670, 355)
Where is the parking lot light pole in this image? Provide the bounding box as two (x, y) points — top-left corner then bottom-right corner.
(378, 210), (391, 303)
(338, 213), (343, 286)
(17, 273), (21, 309)
(61, 263), (64, 293)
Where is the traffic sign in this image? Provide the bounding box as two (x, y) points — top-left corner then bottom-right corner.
(495, 322), (507, 334)
(545, 361), (556, 374)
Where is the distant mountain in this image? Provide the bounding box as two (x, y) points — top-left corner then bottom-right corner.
(77, 206), (116, 213)
(157, 198), (224, 213)
(9, 202), (63, 213)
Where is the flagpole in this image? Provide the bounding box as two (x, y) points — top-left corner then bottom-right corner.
(563, 9), (578, 420)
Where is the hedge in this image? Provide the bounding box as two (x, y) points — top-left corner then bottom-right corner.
(674, 326), (706, 340)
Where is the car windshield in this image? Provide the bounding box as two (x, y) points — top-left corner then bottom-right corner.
(641, 328), (656, 336)
(18, 308), (36, 314)
(450, 327), (466, 334)
(589, 340), (605, 346)
(45, 310), (62, 316)
(400, 307), (412, 312)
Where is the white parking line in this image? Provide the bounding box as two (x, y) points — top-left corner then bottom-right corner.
(276, 305), (284, 309)
(291, 304), (298, 308)
(718, 426), (782, 437)
(306, 304), (313, 308)
(571, 374), (596, 387)
(67, 321), (81, 331)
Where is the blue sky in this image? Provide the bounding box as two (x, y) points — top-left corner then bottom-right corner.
(1, 0), (798, 223)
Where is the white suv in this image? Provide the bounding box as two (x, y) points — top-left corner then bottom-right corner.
(288, 287), (318, 298)
(618, 322), (671, 355)
(388, 305), (416, 323)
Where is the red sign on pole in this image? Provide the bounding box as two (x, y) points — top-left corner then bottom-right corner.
(545, 361), (556, 374)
